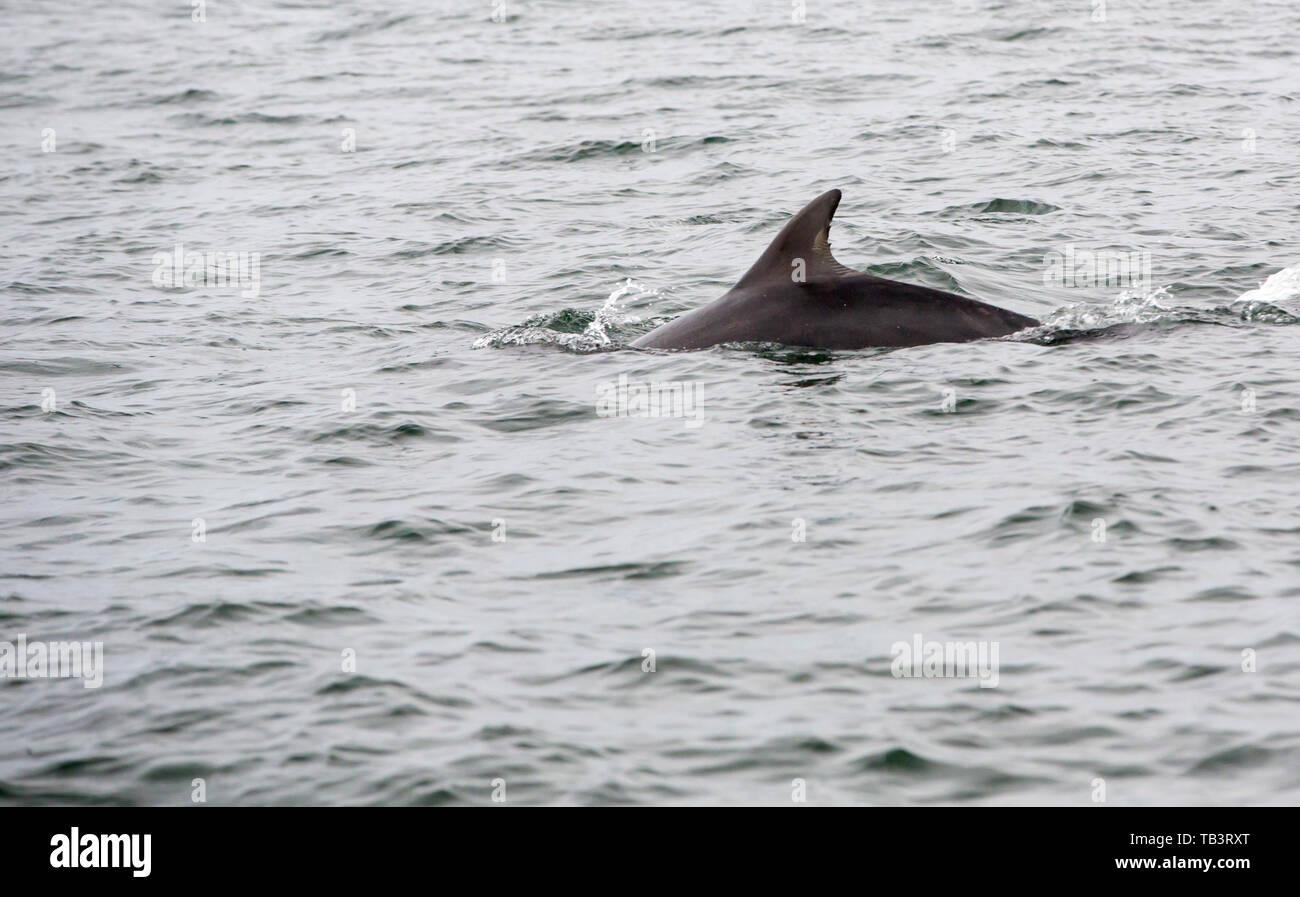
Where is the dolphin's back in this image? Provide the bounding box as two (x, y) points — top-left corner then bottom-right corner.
(800, 274), (1040, 348)
(632, 275), (1037, 350)
(631, 189), (1040, 351)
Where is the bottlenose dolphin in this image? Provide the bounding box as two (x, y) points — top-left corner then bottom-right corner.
(631, 189), (1039, 350)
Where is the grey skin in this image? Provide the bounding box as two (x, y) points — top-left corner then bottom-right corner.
(631, 188), (1039, 350)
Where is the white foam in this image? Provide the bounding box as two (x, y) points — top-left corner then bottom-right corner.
(471, 278), (657, 352)
(1033, 287), (1175, 331)
(1024, 265), (1300, 336)
(1234, 265), (1300, 306)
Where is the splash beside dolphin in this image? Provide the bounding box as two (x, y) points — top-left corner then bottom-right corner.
(631, 189), (1039, 350)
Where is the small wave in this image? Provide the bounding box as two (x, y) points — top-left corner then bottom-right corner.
(165, 111), (312, 127)
(394, 235), (513, 258)
(363, 518), (476, 543)
(866, 259), (964, 293)
(934, 198), (1061, 217)
(691, 160), (757, 185)
(148, 88), (219, 105)
(509, 135), (731, 166)
(311, 421), (451, 445)
(514, 139), (643, 165)
(993, 27), (1055, 42)
(472, 278), (656, 352)
(313, 14), (416, 43)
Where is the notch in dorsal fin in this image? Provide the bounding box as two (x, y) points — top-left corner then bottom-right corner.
(735, 188), (861, 288)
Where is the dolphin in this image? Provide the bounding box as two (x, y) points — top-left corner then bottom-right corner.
(631, 189), (1040, 350)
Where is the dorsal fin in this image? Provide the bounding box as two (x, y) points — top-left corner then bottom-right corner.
(735, 188), (861, 288)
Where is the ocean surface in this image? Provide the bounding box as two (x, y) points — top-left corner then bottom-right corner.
(2, 0), (1298, 806)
